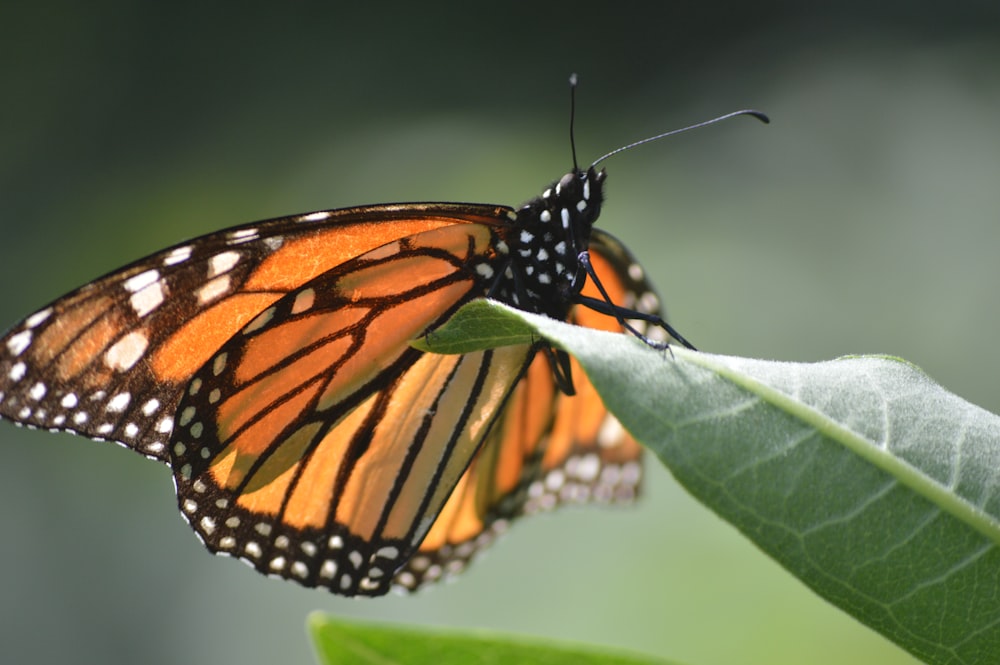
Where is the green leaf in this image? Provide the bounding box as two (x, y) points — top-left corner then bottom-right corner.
(307, 613), (676, 665)
(422, 300), (1000, 665)
(411, 302), (539, 353)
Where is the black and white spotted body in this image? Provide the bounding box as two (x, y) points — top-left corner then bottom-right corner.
(492, 167), (605, 321)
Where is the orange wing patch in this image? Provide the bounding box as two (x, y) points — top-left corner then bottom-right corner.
(167, 223), (519, 595)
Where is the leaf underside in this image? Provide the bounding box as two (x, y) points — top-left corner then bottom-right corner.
(420, 299), (1000, 665)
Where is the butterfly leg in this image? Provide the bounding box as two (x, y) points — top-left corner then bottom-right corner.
(574, 251), (697, 351)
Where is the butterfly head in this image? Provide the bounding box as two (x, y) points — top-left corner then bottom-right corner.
(518, 165), (606, 227)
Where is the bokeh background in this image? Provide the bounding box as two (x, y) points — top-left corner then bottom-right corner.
(2, 4), (998, 665)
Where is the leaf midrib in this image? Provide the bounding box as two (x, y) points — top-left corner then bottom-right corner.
(688, 350), (1000, 547)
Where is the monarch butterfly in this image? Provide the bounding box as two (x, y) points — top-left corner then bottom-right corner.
(0, 79), (766, 596)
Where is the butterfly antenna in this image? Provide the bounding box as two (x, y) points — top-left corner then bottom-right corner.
(591, 109), (769, 168)
(568, 73), (580, 171)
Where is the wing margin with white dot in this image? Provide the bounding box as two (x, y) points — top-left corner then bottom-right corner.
(0, 204), (511, 461)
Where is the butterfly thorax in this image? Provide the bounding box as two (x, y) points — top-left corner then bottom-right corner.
(489, 166), (606, 320)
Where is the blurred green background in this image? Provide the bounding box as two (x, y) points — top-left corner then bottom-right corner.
(2, 3), (998, 665)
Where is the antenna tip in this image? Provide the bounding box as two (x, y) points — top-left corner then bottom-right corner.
(745, 110), (770, 124)
(568, 73), (578, 87)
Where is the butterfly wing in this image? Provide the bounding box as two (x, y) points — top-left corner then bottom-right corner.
(392, 228), (665, 588)
(0, 204), (510, 461)
(166, 222), (541, 595)
(0, 192), (668, 596)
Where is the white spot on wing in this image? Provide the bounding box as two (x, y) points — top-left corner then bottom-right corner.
(25, 308), (53, 329)
(164, 246), (193, 266)
(200, 516), (216, 535)
(178, 406), (196, 426)
(7, 330), (32, 356)
(376, 546), (399, 560)
(106, 392), (131, 412)
(209, 251), (241, 277)
(572, 453), (601, 481)
(299, 211), (332, 223)
(213, 352), (228, 376)
(129, 280), (165, 317)
(622, 460), (641, 485)
(291, 288), (315, 314)
(597, 416), (625, 448)
(228, 228), (258, 244)
(408, 555), (430, 571)
(28, 382), (46, 401)
(244, 307), (276, 334)
(197, 275), (231, 304)
(638, 292), (659, 315)
(104, 332), (149, 371)
(124, 269), (160, 293)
